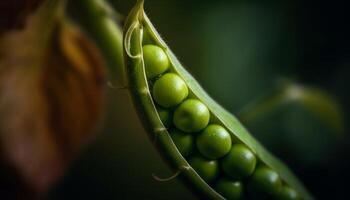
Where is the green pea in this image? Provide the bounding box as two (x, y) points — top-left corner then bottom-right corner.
(170, 129), (194, 157)
(277, 186), (301, 200)
(173, 99), (210, 133)
(142, 45), (169, 78)
(152, 73), (188, 108)
(188, 155), (219, 183)
(214, 178), (243, 200)
(222, 144), (256, 179)
(156, 106), (172, 127)
(250, 166), (282, 196)
(196, 124), (232, 159)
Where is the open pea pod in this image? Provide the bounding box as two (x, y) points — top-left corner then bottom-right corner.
(123, 1), (313, 199)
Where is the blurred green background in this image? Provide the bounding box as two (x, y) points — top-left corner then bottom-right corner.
(51, 0), (349, 199)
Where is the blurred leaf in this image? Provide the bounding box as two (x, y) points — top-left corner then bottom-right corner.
(285, 83), (344, 133)
(0, 0), (105, 196)
(239, 80), (344, 134)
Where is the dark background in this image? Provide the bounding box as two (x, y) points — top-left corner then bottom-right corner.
(51, 0), (350, 199)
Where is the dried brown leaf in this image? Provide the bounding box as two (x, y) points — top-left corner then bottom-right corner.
(0, 1), (106, 197)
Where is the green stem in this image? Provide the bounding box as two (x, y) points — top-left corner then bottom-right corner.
(238, 80), (344, 134)
(71, 0), (125, 86)
(237, 87), (288, 124)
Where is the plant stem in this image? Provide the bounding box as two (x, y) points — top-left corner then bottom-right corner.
(238, 80), (344, 135)
(237, 88), (287, 124)
(71, 0), (125, 86)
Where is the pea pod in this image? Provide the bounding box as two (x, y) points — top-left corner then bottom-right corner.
(123, 1), (313, 199)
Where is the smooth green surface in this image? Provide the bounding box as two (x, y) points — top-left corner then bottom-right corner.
(214, 178), (243, 200)
(222, 144), (257, 179)
(250, 166), (282, 196)
(143, 44), (170, 78)
(188, 155), (219, 183)
(170, 129), (194, 157)
(156, 106), (172, 127)
(277, 186), (301, 200)
(197, 124), (232, 159)
(152, 73), (188, 107)
(173, 99), (210, 133)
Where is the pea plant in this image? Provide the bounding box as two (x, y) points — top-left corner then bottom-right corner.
(71, 0), (343, 199)
(120, 1), (312, 199)
(0, 0), (344, 198)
